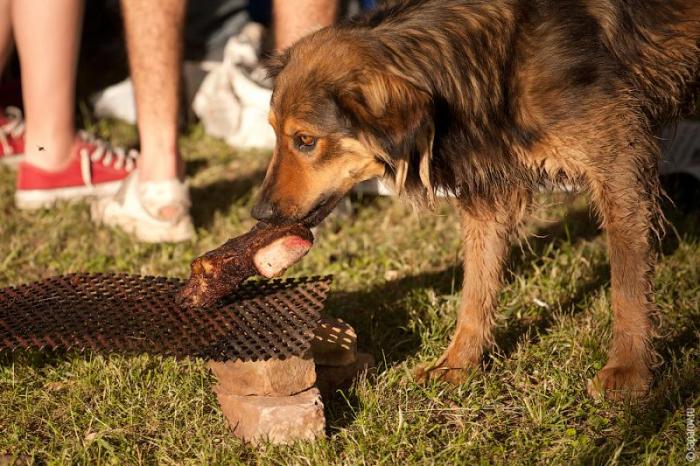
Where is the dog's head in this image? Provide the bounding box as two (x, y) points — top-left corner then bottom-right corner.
(252, 29), (436, 226)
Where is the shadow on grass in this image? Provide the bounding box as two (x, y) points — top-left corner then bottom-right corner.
(0, 349), (68, 369)
(325, 384), (364, 434)
(492, 262), (611, 360)
(184, 159), (210, 178)
(189, 169), (265, 228)
(325, 266), (462, 363)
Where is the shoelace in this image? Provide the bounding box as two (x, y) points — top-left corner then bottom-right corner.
(0, 106), (25, 156)
(78, 130), (138, 172)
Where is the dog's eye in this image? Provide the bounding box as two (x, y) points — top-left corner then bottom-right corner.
(295, 135), (317, 153)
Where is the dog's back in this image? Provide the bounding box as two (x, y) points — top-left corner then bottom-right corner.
(586, 0), (700, 122)
(357, 0), (699, 123)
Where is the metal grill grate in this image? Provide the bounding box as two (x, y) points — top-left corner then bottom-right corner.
(0, 273), (332, 361)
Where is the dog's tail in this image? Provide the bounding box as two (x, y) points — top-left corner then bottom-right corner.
(592, 0), (700, 122)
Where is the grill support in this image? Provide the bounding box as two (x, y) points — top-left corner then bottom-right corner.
(0, 273), (332, 362)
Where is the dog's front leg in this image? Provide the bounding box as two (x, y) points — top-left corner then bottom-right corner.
(416, 193), (527, 384)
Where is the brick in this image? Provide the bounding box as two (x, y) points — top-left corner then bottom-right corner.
(312, 316), (357, 366)
(208, 353), (315, 397)
(214, 386), (325, 444)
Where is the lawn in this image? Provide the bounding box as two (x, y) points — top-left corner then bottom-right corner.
(0, 121), (698, 465)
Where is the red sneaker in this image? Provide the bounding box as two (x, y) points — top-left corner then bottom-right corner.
(0, 106), (25, 167)
(15, 131), (138, 210)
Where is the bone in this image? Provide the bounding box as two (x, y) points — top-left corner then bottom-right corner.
(253, 235), (314, 278)
(178, 222), (314, 309)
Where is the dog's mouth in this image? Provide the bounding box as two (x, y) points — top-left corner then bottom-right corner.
(262, 192), (344, 227)
(300, 193), (343, 227)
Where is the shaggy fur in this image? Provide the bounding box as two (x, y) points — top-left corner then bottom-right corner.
(253, 0), (700, 399)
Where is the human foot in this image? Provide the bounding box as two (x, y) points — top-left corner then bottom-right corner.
(15, 131), (137, 209)
(91, 169), (194, 243)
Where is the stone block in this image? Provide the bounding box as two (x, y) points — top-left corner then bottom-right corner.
(214, 386), (325, 445)
(208, 353), (315, 397)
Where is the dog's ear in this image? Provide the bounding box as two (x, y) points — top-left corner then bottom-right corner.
(265, 49), (291, 81)
(336, 70), (435, 202)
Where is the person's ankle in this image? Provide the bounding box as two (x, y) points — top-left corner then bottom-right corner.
(23, 132), (76, 172)
(137, 149), (184, 183)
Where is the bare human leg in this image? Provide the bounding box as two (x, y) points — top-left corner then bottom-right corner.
(11, 0), (83, 171)
(0, 0), (12, 72)
(273, 0), (339, 50)
(92, 0), (193, 242)
(120, 0), (185, 183)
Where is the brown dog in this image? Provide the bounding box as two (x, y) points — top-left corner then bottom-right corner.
(252, 0), (700, 399)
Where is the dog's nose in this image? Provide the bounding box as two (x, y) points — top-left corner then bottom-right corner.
(251, 200), (275, 221)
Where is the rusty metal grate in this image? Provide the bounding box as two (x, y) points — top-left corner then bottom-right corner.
(0, 273), (332, 361)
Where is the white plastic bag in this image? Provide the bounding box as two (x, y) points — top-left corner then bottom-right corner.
(193, 23), (275, 149)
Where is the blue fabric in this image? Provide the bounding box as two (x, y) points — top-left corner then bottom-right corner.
(361, 0), (378, 9)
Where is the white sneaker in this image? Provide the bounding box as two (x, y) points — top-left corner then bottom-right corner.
(90, 78), (137, 124)
(91, 170), (195, 243)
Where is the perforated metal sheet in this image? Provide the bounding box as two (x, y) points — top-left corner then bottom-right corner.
(0, 273), (332, 361)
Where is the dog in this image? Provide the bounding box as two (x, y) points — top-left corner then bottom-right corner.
(251, 0), (700, 399)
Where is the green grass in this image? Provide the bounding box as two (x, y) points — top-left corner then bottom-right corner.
(1, 121), (698, 465)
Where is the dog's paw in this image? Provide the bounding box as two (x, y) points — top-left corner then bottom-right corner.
(587, 365), (651, 401)
(414, 352), (479, 385)
(414, 363), (471, 385)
